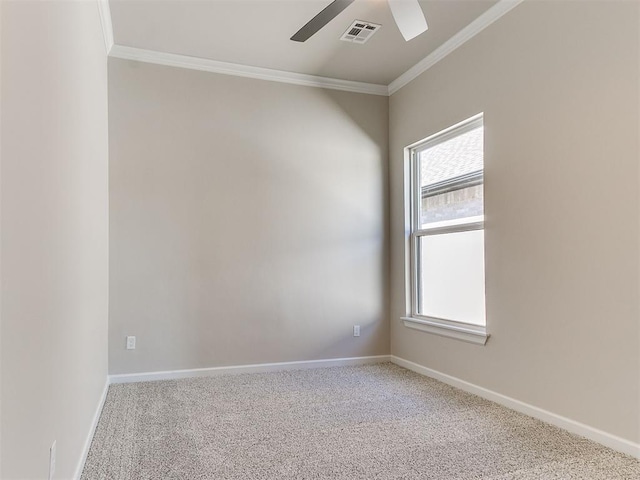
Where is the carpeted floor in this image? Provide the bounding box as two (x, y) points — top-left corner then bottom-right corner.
(82, 363), (640, 479)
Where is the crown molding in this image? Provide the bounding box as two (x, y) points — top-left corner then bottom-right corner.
(97, 0), (114, 54)
(102, 0), (524, 96)
(388, 0), (525, 95)
(109, 45), (390, 96)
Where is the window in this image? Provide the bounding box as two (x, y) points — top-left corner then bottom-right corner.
(402, 114), (489, 345)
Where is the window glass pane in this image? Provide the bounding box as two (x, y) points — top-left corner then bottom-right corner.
(418, 126), (483, 228)
(420, 183), (483, 228)
(418, 229), (486, 326)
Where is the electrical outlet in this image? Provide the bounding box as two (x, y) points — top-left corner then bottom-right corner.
(49, 441), (56, 480)
(126, 336), (136, 350)
(353, 325), (360, 337)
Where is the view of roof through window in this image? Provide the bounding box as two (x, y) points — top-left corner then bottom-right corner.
(420, 126), (483, 186)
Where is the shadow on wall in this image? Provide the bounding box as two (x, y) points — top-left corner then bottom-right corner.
(108, 58), (391, 374)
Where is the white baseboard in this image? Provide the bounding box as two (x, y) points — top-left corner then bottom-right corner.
(73, 377), (110, 480)
(109, 355), (392, 384)
(390, 355), (640, 459)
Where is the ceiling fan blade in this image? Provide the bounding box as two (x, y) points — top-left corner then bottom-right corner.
(291, 0), (356, 42)
(388, 0), (428, 41)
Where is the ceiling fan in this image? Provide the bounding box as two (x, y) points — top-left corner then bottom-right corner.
(291, 0), (428, 43)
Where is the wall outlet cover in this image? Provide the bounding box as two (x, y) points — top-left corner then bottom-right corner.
(353, 325), (360, 337)
(126, 336), (136, 350)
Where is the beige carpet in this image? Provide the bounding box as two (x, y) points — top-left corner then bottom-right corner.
(81, 363), (639, 479)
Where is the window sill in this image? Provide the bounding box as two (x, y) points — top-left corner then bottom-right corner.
(400, 317), (489, 345)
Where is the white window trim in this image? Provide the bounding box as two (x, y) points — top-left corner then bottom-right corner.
(403, 114), (489, 346)
(400, 317), (489, 345)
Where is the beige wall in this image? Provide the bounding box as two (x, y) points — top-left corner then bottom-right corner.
(108, 59), (389, 374)
(1, 1), (109, 478)
(390, 0), (640, 443)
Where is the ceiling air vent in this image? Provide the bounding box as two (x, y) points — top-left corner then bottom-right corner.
(340, 20), (381, 44)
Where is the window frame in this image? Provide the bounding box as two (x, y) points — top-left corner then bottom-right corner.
(402, 114), (489, 345)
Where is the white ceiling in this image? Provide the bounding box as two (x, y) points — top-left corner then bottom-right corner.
(110, 0), (498, 85)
